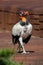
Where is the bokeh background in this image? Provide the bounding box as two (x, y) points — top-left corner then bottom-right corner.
(0, 0), (43, 37)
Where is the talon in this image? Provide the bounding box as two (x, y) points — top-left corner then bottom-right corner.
(22, 51), (26, 54)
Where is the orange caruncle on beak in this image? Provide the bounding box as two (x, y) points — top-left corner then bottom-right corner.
(22, 17), (26, 22)
(19, 16), (26, 22)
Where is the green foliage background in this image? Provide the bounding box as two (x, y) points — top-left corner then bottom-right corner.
(0, 48), (23, 65)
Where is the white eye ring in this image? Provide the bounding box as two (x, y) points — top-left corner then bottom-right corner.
(20, 14), (22, 16)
